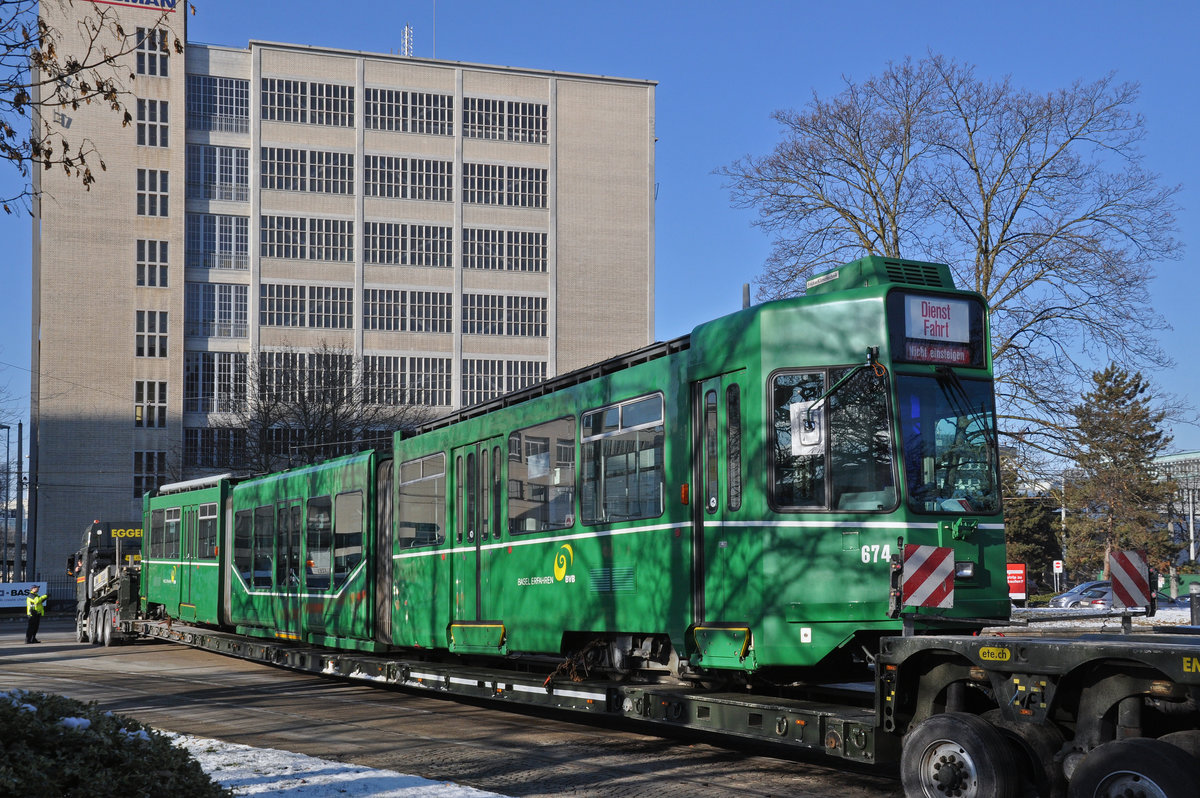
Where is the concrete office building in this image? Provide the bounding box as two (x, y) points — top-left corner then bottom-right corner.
(30, 0), (655, 579)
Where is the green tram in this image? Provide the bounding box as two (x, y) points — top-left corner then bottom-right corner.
(141, 255), (1007, 678)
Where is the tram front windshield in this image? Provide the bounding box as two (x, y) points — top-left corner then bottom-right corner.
(897, 372), (999, 514)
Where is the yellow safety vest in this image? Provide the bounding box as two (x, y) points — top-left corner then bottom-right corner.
(27, 593), (47, 616)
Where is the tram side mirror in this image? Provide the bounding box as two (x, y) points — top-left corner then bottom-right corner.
(66, 556), (75, 575)
(791, 401), (823, 455)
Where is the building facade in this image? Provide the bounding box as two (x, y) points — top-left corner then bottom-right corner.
(30, 1), (655, 578)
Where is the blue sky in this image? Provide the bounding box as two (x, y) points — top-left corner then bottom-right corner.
(2, 0), (1197, 450)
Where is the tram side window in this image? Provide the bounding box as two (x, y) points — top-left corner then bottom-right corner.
(727, 384), (743, 511)
(277, 503), (302, 588)
(164, 507), (181, 558)
(332, 491), (363, 589)
(508, 417), (575, 534)
(580, 394), (664, 524)
(306, 496), (332, 590)
(772, 373), (827, 507)
(253, 505), (274, 588)
(197, 502), (219, 559)
(233, 509), (252, 582)
(150, 509), (165, 558)
(771, 369), (896, 510)
(397, 454), (446, 547)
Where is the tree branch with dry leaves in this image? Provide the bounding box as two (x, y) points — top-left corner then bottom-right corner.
(1, 0), (185, 212)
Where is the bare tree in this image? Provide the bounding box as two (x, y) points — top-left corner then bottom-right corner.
(2, 0), (181, 211)
(720, 54), (1183, 465)
(199, 342), (435, 475)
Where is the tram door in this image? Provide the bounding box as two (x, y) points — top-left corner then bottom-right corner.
(180, 506), (197, 621)
(451, 439), (504, 624)
(275, 500), (303, 638)
(691, 372), (746, 625)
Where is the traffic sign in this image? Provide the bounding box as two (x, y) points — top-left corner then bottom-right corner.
(1007, 563), (1027, 600)
(1053, 559), (1063, 574)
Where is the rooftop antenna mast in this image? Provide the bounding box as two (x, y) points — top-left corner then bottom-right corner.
(401, 24), (414, 57)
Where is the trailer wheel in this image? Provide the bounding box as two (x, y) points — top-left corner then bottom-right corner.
(1158, 730), (1200, 761)
(102, 609), (114, 647)
(901, 712), (1019, 798)
(1068, 737), (1200, 798)
(983, 709), (1067, 798)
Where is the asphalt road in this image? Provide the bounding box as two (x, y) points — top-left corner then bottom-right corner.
(1, 616), (904, 797)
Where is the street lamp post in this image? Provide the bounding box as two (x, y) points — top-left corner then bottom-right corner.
(0, 424), (9, 581)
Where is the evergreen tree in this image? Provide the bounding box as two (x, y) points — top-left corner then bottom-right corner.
(1065, 365), (1176, 578)
(1002, 466), (1062, 591)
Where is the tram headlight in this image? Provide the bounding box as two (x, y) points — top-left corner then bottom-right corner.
(954, 561), (975, 580)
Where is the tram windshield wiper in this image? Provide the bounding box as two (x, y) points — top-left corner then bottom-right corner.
(803, 347), (885, 431)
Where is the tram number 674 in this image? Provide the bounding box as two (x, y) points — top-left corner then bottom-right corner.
(861, 544), (892, 564)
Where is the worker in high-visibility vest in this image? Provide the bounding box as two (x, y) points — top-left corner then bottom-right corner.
(26, 584), (47, 644)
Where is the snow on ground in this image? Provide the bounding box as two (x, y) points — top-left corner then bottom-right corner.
(1009, 605), (1195, 630)
(166, 732), (513, 798)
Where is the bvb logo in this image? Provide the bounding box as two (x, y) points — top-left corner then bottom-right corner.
(554, 544), (574, 582)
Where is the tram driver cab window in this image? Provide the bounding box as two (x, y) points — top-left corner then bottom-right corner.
(771, 367), (896, 511)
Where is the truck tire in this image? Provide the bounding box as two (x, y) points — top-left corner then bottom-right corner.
(901, 712), (1019, 798)
(983, 708), (1067, 798)
(75, 616), (88, 644)
(1068, 737), (1200, 798)
(102, 609), (114, 647)
(89, 609), (102, 645)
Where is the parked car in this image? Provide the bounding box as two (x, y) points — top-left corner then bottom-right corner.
(1071, 587), (1112, 609)
(1048, 580), (1110, 608)
(1154, 590), (1193, 609)
(1063, 587), (1190, 611)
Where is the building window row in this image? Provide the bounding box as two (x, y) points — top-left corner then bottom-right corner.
(363, 355), (453, 406)
(187, 213), (250, 270)
(462, 228), (547, 272)
(186, 76), (548, 141)
(184, 427), (246, 469)
(463, 97), (548, 144)
(174, 156), (541, 210)
(185, 218), (544, 273)
(462, 358), (547, 406)
(364, 155), (452, 201)
(462, 163), (547, 208)
(137, 99), (169, 147)
(261, 147), (355, 194)
(185, 351), (247, 413)
(187, 144), (249, 201)
(364, 222), (452, 268)
(137, 239), (169, 287)
(187, 75), (250, 133)
(260, 283), (354, 329)
(363, 288), (452, 333)
(261, 216), (354, 262)
(262, 78), (354, 127)
(185, 283), (249, 338)
(135, 381), (168, 428)
(462, 294), (547, 337)
(135, 310), (168, 358)
(365, 88), (453, 135)
(259, 350), (355, 403)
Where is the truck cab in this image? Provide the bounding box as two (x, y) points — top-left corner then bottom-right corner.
(66, 520), (142, 645)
